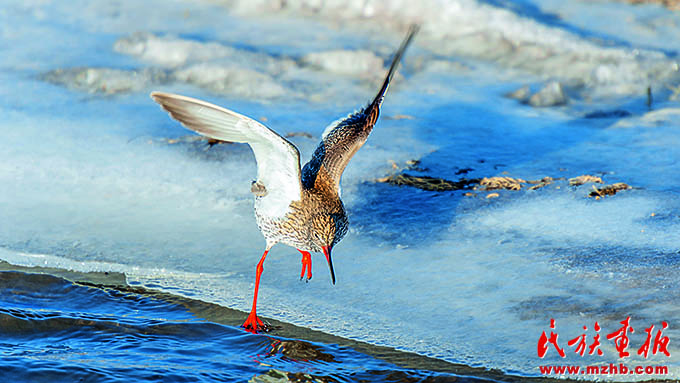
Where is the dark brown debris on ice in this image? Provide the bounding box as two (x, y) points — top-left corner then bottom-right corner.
(589, 183), (633, 199)
(376, 174), (480, 191)
(569, 175), (604, 186)
(476, 176), (525, 191)
(527, 177), (556, 190)
(375, 165), (633, 200)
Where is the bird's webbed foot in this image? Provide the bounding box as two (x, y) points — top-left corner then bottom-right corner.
(243, 311), (271, 333)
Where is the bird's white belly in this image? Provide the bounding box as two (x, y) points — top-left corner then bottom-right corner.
(253, 196), (317, 252)
(253, 191), (294, 219)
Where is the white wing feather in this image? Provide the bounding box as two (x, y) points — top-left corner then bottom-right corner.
(150, 92), (302, 218)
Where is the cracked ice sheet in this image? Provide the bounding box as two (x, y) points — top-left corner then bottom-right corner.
(1, 0), (680, 379)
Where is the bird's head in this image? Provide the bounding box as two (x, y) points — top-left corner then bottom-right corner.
(310, 213), (348, 285)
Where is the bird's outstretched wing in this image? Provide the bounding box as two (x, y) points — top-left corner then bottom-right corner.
(151, 92), (302, 217)
(301, 25), (419, 192)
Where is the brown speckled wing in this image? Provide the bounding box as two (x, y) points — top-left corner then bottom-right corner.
(301, 25), (419, 192)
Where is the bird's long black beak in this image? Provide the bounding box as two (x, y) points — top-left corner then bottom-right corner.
(322, 246), (335, 285)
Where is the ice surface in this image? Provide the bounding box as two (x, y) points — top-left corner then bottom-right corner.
(41, 67), (169, 95)
(301, 50), (385, 77)
(1, 0), (680, 379)
(213, 0), (680, 98)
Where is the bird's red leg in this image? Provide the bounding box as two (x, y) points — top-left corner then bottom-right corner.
(298, 249), (312, 281)
(243, 249), (269, 332)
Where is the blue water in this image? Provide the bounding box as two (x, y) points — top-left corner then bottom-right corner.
(0, 269), (486, 382)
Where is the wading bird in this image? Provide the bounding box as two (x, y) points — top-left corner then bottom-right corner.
(151, 26), (418, 332)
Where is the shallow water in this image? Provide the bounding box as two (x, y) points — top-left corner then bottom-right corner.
(2, 0), (680, 380)
(0, 267), (510, 382)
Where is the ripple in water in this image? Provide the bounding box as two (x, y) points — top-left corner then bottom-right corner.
(0, 270), (476, 382)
